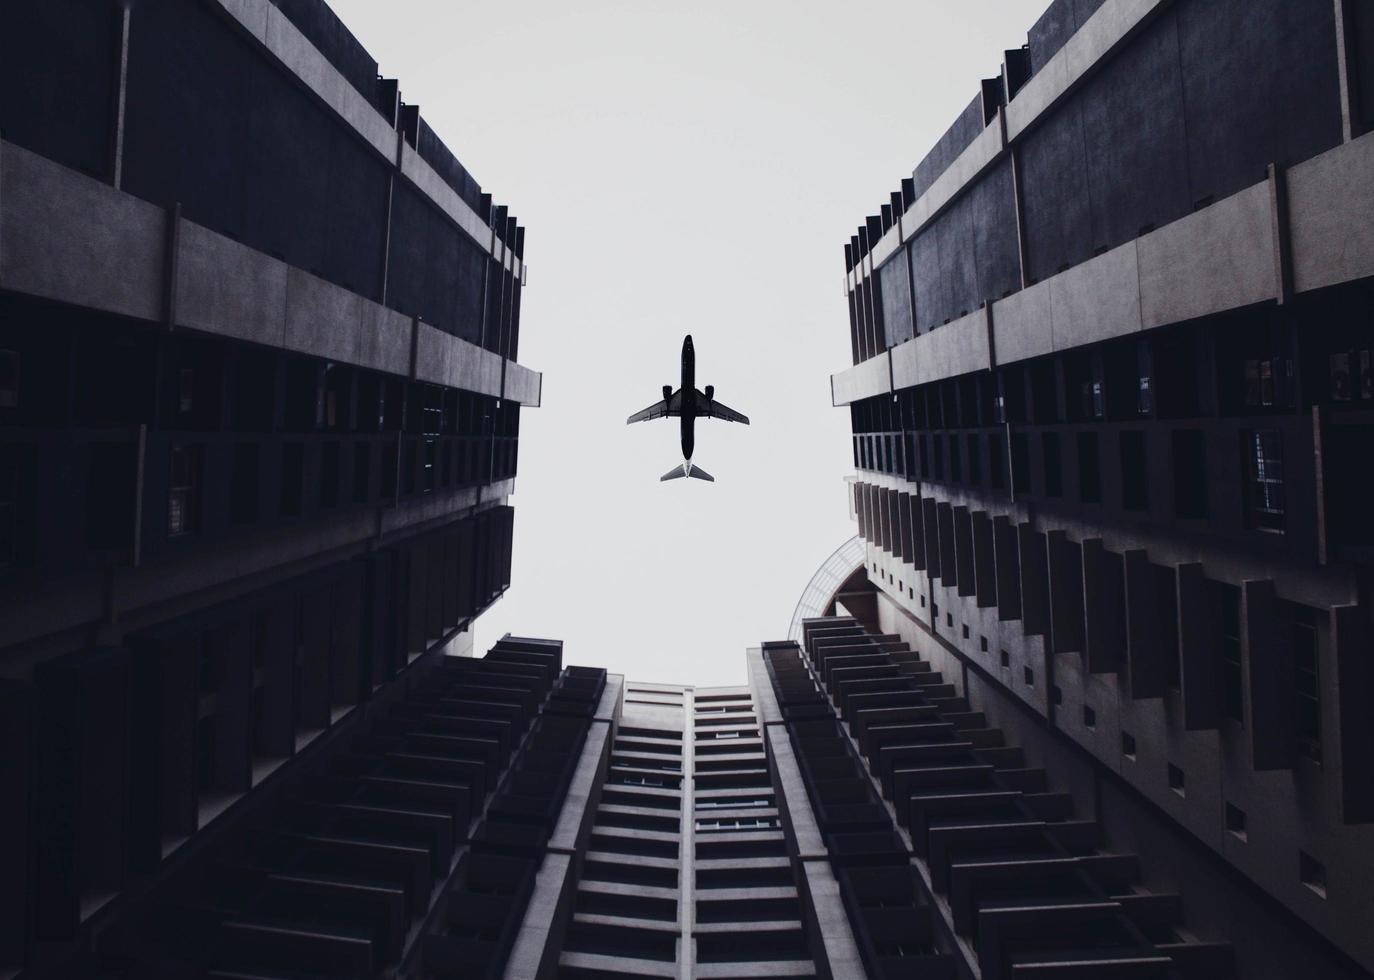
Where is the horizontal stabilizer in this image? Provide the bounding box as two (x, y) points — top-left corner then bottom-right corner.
(659, 462), (715, 482)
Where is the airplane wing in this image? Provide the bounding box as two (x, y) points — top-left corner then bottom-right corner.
(696, 390), (750, 424)
(627, 389), (682, 424)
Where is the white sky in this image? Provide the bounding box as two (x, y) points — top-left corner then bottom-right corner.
(329, 0), (1045, 686)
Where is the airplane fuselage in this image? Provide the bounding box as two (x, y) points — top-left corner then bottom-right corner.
(680, 335), (696, 461)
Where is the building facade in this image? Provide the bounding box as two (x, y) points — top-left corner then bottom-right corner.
(0, 0), (539, 974)
(831, 0), (1374, 976)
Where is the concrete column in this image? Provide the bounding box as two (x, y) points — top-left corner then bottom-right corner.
(954, 506), (976, 597)
(1243, 579), (1293, 771)
(1046, 531), (1084, 655)
(994, 516), (1021, 621)
(1334, 604), (1374, 823)
(884, 489), (899, 554)
(1017, 523), (1049, 636)
(854, 482), (868, 542)
(897, 492), (913, 564)
(1124, 551), (1167, 699)
(1081, 539), (1113, 674)
(972, 512), (997, 608)
(922, 497), (941, 576)
(1177, 563), (1219, 730)
(908, 493), (926, 571)
(937, 502), (958, 585)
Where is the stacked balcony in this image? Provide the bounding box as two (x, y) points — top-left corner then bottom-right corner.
(558, 721), (684, 977)
(102, 637), (576, 979)
(785, 617), (1234, 979)
(691, 689), (816, 978)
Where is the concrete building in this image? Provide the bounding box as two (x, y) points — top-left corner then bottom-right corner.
(830, 0), (1374, 976)
(0, 0), (539, 975)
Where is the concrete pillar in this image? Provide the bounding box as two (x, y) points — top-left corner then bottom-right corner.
(1176, 563), (1219, 730)
(908, 493), (926, 571)
(1081, 539), (1114, 674)
(922, 498), (941, 577)
(897, 492), (913, 564)
(972, 512), (997, 608)
(1243, 579), (1293, 771)
(954, 506), (976, 597)
(1334, 604), (1374, 823)
(855, 482), (868, 542)
(1017, 523), (1049, 637)
(1124, 550), (1167, 699)
(1047, 531), (1084, 655)
(994, 516), (1021, 621)
(937, 502), (957, 585)
(884, 488), (898, 554)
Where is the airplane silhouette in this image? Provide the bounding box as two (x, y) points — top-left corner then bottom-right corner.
(626, 335), (750, 481)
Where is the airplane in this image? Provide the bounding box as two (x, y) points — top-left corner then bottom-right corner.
(626, 335), (750, 482)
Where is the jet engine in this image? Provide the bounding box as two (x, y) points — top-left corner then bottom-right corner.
(704, 385), (714, 400)
(663, 385), (673, 401)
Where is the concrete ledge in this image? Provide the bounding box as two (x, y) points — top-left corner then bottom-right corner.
(892, 306), (991, 389)
(0, 141), (541, 401)
(1288, 128), (1374, 294)
(414, 323), (503, 399)
(504, 361), (543, 408)
(831, 349), (891, 406)
(1137, 180), (1275, 328)
(0, 141), (164, 323)
(991, 279), (1054, 366)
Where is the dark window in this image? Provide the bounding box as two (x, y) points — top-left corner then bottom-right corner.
(1168, 763), (1185, 796)
(1011, 433), (1031, 494)
(989, 432), (1006, 490)
(280, 442), (304, 516)
(168, 445), (203, 536)
(1225, 803), (1247, 840)
(320, 441), (340, 509)
(1136, 340), (1154, 416)
(1291, 603), (1322, 763)
(967, 434), (981, 485)
(1042, 433), (1062, 497)
(920, 435), (932, 480)
(1122, 731), (1137, 757)
(0, 349), (17, 409)
(1172, 429), (1207, 518)
(950, 435), (962, 483)
(1210, 581), (1244, 724)
(1243, 429), (1284, 531)
(1120, 431), (1148, 510)
(353, 442), (370, 502)
(1329, 352), (1353, 402)
(980, 635), (988, 652)
(933, 435), (945, 481)
(1077, 432), (1101, 503)
(86, 443), (136, 549)
(1023, 665), (1034, 686)
(1000, 649), (1010, 668)
(1083, 705), (1096, 728)
(0, 455), (16, 567)
(178, 367), (195, 414)
(230, 443), (259, 523)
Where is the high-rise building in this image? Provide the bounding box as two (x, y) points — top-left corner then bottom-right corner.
(831, 0), (1374, 976)
(0, 1), (538, 974)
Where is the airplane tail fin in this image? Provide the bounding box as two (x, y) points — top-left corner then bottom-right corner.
(659, 462), (715, 482)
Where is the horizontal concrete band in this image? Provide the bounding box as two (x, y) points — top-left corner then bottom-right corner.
(0, 141), (542, 408)
(215, 0), (523, 281)
(845, 0), (1167, 294)
(831, 127), (1374, 405)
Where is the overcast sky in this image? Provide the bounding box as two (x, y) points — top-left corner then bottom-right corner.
(329, 0), (1044, 686)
